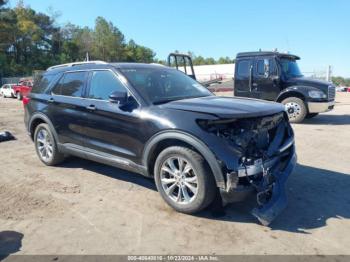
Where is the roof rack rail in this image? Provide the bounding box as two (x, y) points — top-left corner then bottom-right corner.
(47, 61), (107, 71)
(150, 63), (166, 67)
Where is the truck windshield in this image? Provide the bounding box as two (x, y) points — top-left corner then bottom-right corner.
(120, 67), (213, 104)
(279, 58), (303, 78)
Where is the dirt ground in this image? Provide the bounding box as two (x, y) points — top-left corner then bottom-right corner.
(0, 93), (349, 255)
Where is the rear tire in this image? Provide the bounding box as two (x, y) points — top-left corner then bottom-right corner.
(34, 123), (65, 166)
(306, 113), (319, 119)
(154, 146), (216, 214)
(282, 97), (307, 123)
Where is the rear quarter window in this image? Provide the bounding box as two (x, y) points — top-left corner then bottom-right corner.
(32, 74), (58, 94)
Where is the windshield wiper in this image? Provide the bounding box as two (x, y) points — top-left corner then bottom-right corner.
(153, 95), (210, 105)
(153, 98), (180, 105)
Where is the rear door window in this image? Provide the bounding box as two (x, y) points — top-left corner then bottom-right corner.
(237, 60), (252, 77)
(52, 71), (87, 97)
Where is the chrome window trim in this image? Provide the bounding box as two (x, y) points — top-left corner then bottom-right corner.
(50, 70), (88, 98)
(50, 68), (141, 107)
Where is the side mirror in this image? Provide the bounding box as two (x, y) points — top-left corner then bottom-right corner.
(109, 90), (128, 106)
(264, 59), (270, 78)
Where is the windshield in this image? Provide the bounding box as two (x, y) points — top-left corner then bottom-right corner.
(279, 58), (303, 78)
(120, 67), (213, 104)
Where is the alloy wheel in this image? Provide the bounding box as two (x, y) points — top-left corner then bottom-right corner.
(160, 156), (198, 205)
(36, 129), (53, 162)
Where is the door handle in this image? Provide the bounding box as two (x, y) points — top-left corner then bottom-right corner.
(86, 105), (96, 111)
(252, 83), (258, 87)
(48, 98), (55, 103)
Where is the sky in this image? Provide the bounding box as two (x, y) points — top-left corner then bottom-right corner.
(8, 0), (350, 77)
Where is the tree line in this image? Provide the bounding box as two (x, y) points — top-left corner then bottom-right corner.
(331, 76), (350, 87)
(0, 1), (234, 78)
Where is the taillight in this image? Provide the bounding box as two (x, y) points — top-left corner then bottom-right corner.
(22, 96), (30, 106)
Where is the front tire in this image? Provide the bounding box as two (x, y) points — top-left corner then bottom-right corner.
(154, 146), (216, 214)
(34, 123), (65, 166)
(282, 97), (307, 123)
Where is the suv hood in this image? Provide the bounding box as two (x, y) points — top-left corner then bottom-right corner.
(162, 96), (285, 118)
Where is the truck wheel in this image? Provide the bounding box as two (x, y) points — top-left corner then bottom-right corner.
(34, 123), (65, 166)
(16, 92), (22, 100)
(154, 146), (216, 214)
(306, 113), (319, 119)
(282, 97), (307, 123)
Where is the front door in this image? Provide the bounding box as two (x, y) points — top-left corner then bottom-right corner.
(81, 70), (144, 163)
(253, 57), (280, 100)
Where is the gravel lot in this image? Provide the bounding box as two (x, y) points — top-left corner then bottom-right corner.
(0, 93), (349, 255)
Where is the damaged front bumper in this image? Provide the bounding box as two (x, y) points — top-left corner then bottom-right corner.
(220, 128), (297, 226)
(251, 150), (296, 225)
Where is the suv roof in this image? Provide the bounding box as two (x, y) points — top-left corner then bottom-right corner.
(236, 51), (300, 60)
(47, 61), (108, 71)
(45, 61), (167, 74)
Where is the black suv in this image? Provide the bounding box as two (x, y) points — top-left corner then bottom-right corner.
(24, 61), (296, 225)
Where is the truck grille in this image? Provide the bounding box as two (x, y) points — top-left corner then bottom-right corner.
(328, 85), (335, 101)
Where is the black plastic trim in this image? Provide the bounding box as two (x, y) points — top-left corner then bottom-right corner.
(59, 143), (148, 176)
(142, 131), (225, 188)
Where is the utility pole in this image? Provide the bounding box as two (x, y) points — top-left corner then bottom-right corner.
(326, 65), (332, 82)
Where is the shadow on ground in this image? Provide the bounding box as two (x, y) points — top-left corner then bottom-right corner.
(58, 158), (350, 233)
(302, 114), (350, 125)
(0, 231), (23, 260)
(58, 157), (157, 191)
(199, 164), (350, 233)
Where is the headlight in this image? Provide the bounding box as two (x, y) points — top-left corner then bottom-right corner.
(308, 90), (326, 99)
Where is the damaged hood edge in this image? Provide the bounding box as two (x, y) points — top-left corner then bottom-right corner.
(161, 96), (286, 119)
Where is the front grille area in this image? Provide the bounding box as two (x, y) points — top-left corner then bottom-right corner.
(328, 85), (336, 101)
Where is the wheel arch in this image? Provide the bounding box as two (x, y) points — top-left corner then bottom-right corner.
(276, 87), (307, 103)
(143, 131), (225, 189)
(29, 113), (59, 142)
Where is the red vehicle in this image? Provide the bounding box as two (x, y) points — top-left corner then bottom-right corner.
(13, 79), (33, 100)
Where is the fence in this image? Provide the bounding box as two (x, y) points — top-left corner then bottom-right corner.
(176, 64), (235, 82)
(302, 65), (332, 82)
(0, 71), (42, 85)
(0, 76), (32, 85)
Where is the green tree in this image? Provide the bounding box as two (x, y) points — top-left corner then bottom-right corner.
(218, 56), (234, 64)
(332, 76), (350, 87)
(92, 16), (125, 61)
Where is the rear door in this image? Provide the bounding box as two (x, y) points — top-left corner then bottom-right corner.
(234, 58), (253, 97)
(82, 69), (143, 163)
(48, 71), (88, 146)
